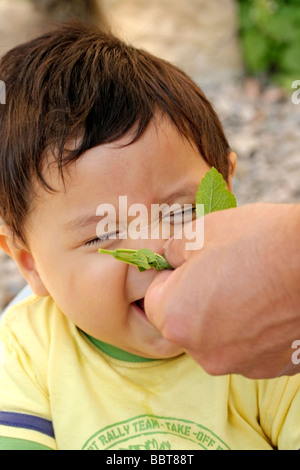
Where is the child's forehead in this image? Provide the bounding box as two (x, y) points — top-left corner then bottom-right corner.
(37, 116), (203, 203)
(41, 115), (194, 185)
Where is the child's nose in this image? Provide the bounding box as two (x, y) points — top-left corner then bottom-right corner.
(123, 220), (170, 255)
(123, 233), (167, 256)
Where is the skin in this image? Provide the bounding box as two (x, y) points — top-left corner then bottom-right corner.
(145, 203), (300, 378)
(0, 115), (236, 360)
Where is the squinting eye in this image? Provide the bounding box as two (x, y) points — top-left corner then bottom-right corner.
(85, 238), (102, 247)
(168, 206), (196, 224)
(85, 233), (117, 246)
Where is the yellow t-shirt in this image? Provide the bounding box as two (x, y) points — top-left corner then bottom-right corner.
(0, 295), (300, 450)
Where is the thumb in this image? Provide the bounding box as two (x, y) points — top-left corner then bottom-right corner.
(163, 237), (190, 269)
(144, 270), (172, 326)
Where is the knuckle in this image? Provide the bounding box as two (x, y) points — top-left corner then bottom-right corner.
(161, 320), (185, 345)
(160, 299), (190, 345)
(199, 348), (238, 376)
(200, 356), (230, 376)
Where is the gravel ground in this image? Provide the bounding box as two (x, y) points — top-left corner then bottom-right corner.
(208, 78), (300, 206)
(0, 77), (299, 313)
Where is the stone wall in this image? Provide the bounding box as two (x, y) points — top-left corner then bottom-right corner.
(0, 0), (243, 86)
(102, 0), (243, 87)
(0, 0), (42, 57)
(0, 0), (108, 57)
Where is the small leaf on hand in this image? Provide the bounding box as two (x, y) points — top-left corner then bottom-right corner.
(196, 167), (237, 216)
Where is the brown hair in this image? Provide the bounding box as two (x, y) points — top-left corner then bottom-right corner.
(0, 21), (230, 243)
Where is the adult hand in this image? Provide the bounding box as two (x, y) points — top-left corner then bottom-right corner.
(145, 203), (300, 379)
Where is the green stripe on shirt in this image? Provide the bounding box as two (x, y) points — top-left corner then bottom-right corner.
(0, 437), (53, 450)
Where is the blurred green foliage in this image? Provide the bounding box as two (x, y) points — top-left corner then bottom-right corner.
(237, 0), (300, 88)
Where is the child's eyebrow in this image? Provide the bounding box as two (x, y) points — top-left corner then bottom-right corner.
(64, 214), (104, 233)
(163, 189), (197, 205)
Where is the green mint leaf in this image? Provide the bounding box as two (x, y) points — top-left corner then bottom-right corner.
(196, 167), (237, 216)
(98, 248), (173, 272)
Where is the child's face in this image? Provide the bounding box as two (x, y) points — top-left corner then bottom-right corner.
(15, 115), (233, 359)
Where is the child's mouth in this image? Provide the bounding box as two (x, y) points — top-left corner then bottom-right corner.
(134, 298), (145, 314)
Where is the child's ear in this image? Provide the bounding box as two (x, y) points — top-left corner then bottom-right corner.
(0, 225), (49, 297)
(227, 151), (237, 193)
